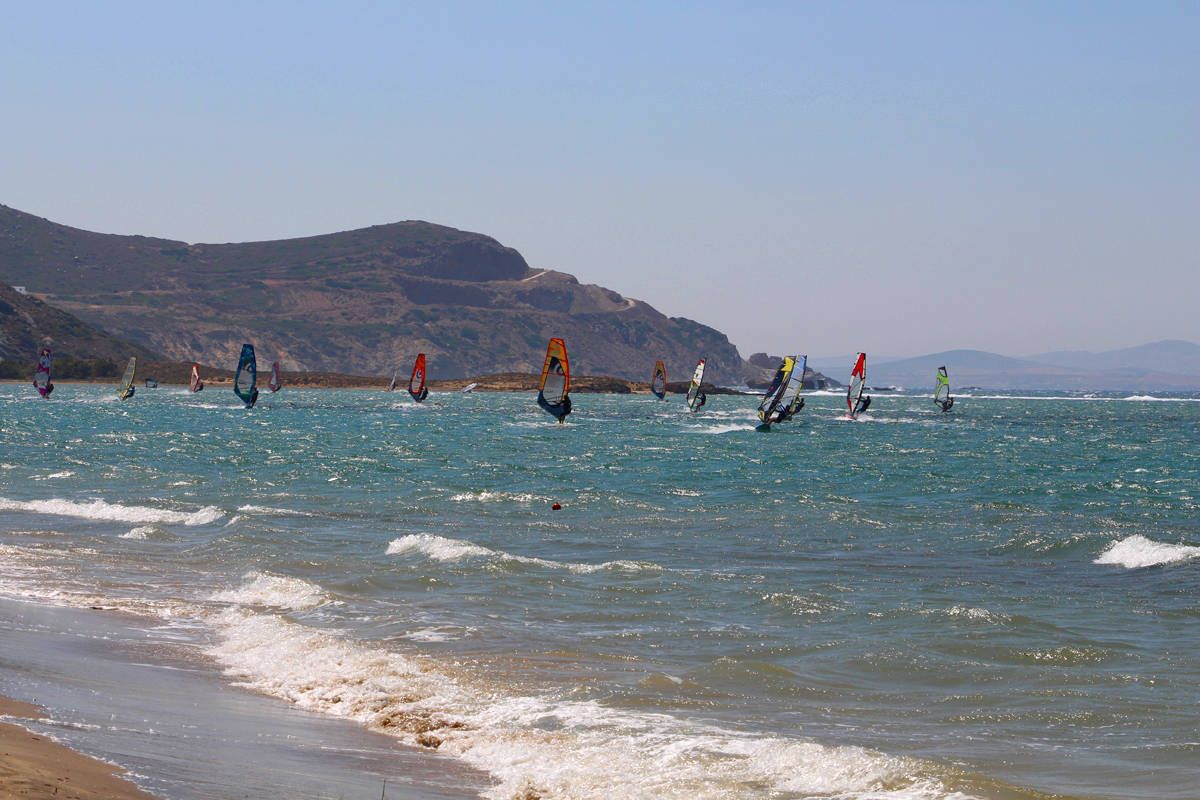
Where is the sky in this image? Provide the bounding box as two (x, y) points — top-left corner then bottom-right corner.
(2, 1), (1197, 359)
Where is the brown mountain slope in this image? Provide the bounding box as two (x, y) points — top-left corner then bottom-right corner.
(0, 204), (754, 383)
(0, 282), (161, 361)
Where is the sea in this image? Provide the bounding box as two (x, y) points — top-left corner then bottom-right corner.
(1, 382), (1197, 800)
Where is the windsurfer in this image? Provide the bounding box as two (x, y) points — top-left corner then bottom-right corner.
(556, 393), (572, 423)
(696, 392), (707, 408)
(246, 387), (259, 409)
(856, 395), (871, 415)
(939, 397), (954, 412)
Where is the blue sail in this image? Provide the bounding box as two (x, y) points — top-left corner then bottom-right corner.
(234, 344), (258, 408)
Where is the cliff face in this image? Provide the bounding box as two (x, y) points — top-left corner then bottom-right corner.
(0, 204), (749, 382)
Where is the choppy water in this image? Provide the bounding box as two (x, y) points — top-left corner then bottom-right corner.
(1, 383), (1198, 800)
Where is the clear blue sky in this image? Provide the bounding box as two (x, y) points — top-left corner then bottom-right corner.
(2, 1), (1196, 359)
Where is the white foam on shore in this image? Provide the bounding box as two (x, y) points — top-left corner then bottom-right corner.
(1094, 535), (1200, 569)
(0, 496), (223, 526)
(205, 609), (977, 800)
(386, 534), (662, 575)
(209, 571), (333, 611)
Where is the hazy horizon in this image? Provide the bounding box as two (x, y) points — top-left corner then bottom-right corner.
(2, 3), (1196, 359)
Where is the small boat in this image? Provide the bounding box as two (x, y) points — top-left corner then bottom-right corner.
(117, 357), (137, 400)
(268, 361), (282, 393)
(650, 361), (667, 400)
(685, 358), (707, 412)
(190, 364), (205, 392)
(536, 338), (571, 421)
(234, 344), (258, 409)
(846, 353), (870, 419)
(408, 353), (429, 402)
(33, 348), (53, 398)
(934, 366), (954, 412)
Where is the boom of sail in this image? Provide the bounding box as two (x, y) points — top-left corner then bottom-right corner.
(934, 366), (954, 412)
(117, 357), (137, 400)
(536, 338), (571, 420)
(234, 344), (258, 408)
(650, 361), (667, 400)
(34, 348), (52, 398)
(409, 353), (429, 402)
(686, 358), (707, 411)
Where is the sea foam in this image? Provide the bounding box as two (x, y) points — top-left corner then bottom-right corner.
(1094, 535), (1200, 569)
(209, 571), (333, 610)
(205, 609), (979, 800)
(385, 534), (661, 574)
(0, 496), (223, 526)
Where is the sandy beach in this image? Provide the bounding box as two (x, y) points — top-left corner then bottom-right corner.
(0, 696), (157, 800)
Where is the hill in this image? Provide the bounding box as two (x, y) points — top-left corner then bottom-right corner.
(863, 348), (1200, 391)
(1024, 340), (1200, 377)
(0, 204), (752, 383)
(0, 282), (161, 361)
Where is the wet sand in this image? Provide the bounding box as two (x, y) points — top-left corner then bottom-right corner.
(0, 696), (158, 800)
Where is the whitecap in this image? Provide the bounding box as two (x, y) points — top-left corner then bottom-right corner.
(0, 496), (223, 526)
(209, 571), (333, 611)
(1094, 535), (1200, 569)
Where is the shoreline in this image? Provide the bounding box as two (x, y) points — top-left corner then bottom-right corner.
(0, 695), (158, 800)
(2, 373), (748, 394)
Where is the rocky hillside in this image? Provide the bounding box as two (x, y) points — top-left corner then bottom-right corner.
(0, 281), (160, 361)
(0, 204), (752, 383)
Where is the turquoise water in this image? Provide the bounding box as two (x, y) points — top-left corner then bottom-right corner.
(2, 383), (1198, 800)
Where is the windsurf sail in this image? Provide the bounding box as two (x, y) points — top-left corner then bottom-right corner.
(117, 357), (137, 400)
(781, 354), (808, 417)
(33, 348), (52, 398)
(234, 344), (258, 408)
(144, 378), (158, 389)
(409, 353), (428, 402)
(268, 361), (281, 392)
(686, 358), (707, 411)
(934, 366), (954, 412)
(461, 382), (478, 393)
(387, 372), (397, 391)
(847, 353), (869, 417)
(650, 361), (667, 400)
(536, 338), (571, 420)
(757, 356), (795, 424)
(190, 364), (204, 392)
